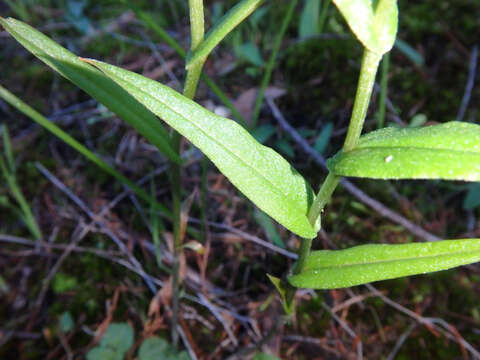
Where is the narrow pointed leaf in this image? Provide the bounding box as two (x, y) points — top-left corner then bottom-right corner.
(371, 0), (398, 54)
(333, 0), (398, 55)
(328, 122), (480, 181)
(186, 0), (265, 70)
(289, 238), (480, 289)
(0, 17), (181, 164)
(332, 0), (375, 51)
(86, 59), (317, 238)
(0, 84), (172, 218)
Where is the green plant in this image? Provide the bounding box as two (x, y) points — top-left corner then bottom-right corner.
(86, 322), (188, 360)
(1, 0), (479, 325)
(0, 124), (42, 240)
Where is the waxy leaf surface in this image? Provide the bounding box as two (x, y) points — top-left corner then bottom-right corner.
(0, 17), (181, 164)
(87, 60), (317, 239)
(289, 239), (480, 289)
(332, 0), (397, 55)
(328, 122), (480, 181)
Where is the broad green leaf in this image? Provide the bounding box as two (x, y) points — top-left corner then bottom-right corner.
(100, 323), (134, 354)
(138, 336), (189, 360)
(0, 17), (181, 165)
(289, 238), (480, 289)
(86, 59), (317, 238)
(59, 311), (75, 333)
(328, 122), (480, 181)
(186, 0), (265, 70)
(332, 0), (397, 55)
(86, 347), (119, 360)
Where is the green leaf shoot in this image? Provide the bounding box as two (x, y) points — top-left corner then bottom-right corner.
(328, 122), (480, 181)
(84, 59), (317, 239)
(332, 0), (398, 55)
(289, 238), (480, 289)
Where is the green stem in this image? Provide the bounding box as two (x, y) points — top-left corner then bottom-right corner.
(307, 172), (340, 227)
(343, 49), (382, 151)
(288, 49), (383, 307)
(377, 51), (390, 129)
(171, 0), (205, 347)
(128, 1), (246, 125)
(251, 0), (298, 128)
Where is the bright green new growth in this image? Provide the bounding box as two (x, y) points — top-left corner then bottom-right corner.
(0, 17), (181, 165)
(288, 239), (480, 289)
(328, 122), (480, 181)
(186, 0), (265, 70)
(84, 59), (317, 239)
(332, 0), (398, 55)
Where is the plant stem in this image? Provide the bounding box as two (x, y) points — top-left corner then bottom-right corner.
(171, 0), (205, 347)
(343, 50), (382, 151)
(129, 2), (246, 125)
(251, 0), (298, 128)
(377, 51), (390, 129)
(290, 49), (383, 299)
(307, 172), (340, 227)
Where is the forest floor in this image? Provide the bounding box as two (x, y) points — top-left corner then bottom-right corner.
(1, 1), (480, 359)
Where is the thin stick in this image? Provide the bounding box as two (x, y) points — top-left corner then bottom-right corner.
(321, 302), (363, 360)
(457, 45), (478, 121)
(386, 322), (416, 360)
(34, 162), (157, 294)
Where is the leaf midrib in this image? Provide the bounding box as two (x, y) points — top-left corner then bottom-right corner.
(305, 248), (480, 271)
(6, 23), (177, 162)
(350, 145), (480, 155)
(124, 76), (309, 219)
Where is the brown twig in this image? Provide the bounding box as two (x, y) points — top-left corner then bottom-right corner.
(457, 45), (478, 121)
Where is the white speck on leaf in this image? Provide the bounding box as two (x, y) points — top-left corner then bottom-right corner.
(385, 155), (393, 163)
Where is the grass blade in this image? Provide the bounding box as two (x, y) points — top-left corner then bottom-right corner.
(0, 17), (181, 165)
(0, 84), (171, 218)
(289, 238), (480, 289)
(328, 122), (480, 181)
(85, 59), (317, 239)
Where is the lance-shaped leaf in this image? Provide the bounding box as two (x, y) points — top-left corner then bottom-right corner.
(289, 238), (480, 289)
(332, 0), (398, 55)
(0, 17), (181, 164)
(371, 0), (398, 55)
(186, 0), (265, 70)
(85, 59), (317, 239)
(328, 122), (480, 181)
